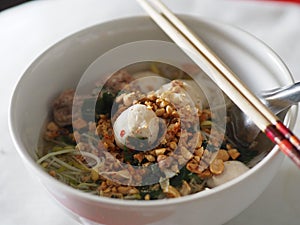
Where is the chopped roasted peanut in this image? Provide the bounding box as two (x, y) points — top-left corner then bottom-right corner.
(194, 147), (204, 157)
(111, 186), (117, 193)
(169, 142), (177, 150)
(166, 105), (173, 115)
(144, 194), (151, 200)
(186, 161), (199, 173)
(47, 122), (59, 131)
(133, 153), (144, 163)
(91, 169), (99, 181)
(216, 150), (230, 161)
(129, 188), (139, 195)
(196, 133), (203, 147)
(117, 186), (131, 194)
(45, 122), (60, 139)
(226, 143), (233, 150)
(103, 187), (111, 193)
(145, 154), (156, 162)
(157, 154), (167, 162)
(164, 185), (181, 198)
(155, 148), (167, 155)
(199, 150), (213, 169)
(179, 180), (192, 196)
(147, 94), (157, 101)
(155, 108), (165, 116)
(159, 100), (169, 108)
(198, 169), (212, 179)
(228, 149), (240, 160)
(41, 162), (49, 168)
(157, 155), (171, 168)
(49, 170), (56, 177)
(194, 155), (201, 162)
(81, 175), (91, 183)
(209, 159), (224, 175)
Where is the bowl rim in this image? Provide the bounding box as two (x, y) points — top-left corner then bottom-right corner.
(8, 14), (297, 207)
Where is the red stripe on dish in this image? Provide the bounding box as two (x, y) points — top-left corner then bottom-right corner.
(233, 0), (300, 4)
(254, 0), (300, 4)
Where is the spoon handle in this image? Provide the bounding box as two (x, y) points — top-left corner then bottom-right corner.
(261, 82), (300, 113)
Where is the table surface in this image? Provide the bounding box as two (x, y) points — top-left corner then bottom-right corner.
(1, 0), (300, 225)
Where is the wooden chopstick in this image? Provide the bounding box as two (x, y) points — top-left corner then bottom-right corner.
(137, 0), (300, 168)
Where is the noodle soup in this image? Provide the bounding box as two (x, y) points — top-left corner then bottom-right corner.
(37, 62), (256, 200)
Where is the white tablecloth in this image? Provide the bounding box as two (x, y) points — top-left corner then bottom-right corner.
(1, 0), (300, 224)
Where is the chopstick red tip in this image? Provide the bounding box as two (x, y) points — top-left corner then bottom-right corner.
(276, 121), (300, 150)
(265, 124), (300, 168)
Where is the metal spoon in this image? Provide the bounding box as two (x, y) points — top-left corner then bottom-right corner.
(227, 81), (300, 149)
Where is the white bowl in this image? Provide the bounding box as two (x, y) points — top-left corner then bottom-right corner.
(9, 16), (298, 225)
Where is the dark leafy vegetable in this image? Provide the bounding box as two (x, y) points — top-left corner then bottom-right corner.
(138, 185), (164, 200)
(81, 92), (115, 121)
(170, 166), (202, 187)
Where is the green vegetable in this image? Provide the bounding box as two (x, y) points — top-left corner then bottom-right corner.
(81, 91), (115, 121)
(138, 185), (164, 200)
(170, 166), (202, 187)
